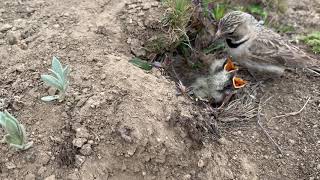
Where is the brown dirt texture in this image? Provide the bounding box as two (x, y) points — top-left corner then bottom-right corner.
(0, 0), (319, 180)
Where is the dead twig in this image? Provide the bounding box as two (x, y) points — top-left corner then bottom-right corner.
(257, 96), (283, 155)
(269, 97), (311, 122)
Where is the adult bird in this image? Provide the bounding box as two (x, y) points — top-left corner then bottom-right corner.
(214, 11), (320, 78)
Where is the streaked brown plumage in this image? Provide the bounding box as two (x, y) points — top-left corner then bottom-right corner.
(215, 11), (320, 77)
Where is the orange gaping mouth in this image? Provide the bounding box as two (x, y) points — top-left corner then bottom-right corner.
(224, 57), (238, 72)
(233, 77), (247, 89)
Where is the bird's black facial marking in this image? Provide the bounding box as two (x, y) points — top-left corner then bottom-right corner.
(226, 38), (249, 48)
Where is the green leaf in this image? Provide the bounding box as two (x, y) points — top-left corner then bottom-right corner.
(247, 4), (268, 20)
(5, 134), (23, 146)
(129, 57), (153, 71)
(4, 118), (23, 146)
(41, 95), (60, 102)
(41, 75), (63, 91)
(52, 56), (64, 79)
(49, 69), (63, 83)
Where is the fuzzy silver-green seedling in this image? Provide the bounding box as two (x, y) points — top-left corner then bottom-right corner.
(0, 111), (33, 150)
(41, 56), (70, 102)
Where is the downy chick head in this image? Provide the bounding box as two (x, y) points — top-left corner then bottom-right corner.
(214, 11), (258, 42)
(192, 57), (246, 104)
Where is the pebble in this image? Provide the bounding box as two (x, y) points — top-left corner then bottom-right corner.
(25, 173), (36, 180)
(72, 138), (87, 148)
(288, 139), (295, 144)
(75, 155), (86, 168)
(75, 127), (90, 138)
(44, 175), (56, 180)
(197, 159), (205, 168)
(0, 23), (13, 32)
(6, 32), (18, 45)
(80, 144), (93, 156)
(5, 162), (16, 169)
(48, 87), (57, 96)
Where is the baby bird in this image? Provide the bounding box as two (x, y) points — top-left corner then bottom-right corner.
(192, 57), (247, 104)
(214, 11), (320, 77)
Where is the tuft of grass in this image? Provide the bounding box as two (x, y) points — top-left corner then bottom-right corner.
(246, 4), (268, 21)
(202, 0), (227, 21)
(275, 24), (295, 34)
(0, 111), (33, 150)
(300, 32), (320, 54)
(162, 0), (193, 30)
(41, 56), (70, 102)
(161, 0), (194, 48)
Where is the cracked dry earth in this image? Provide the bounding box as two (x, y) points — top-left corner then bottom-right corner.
(0, 0), (319, 180)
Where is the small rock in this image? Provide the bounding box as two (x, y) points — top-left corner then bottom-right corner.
(317, 164), (320, 170)
(25, 173), (36, 180)
(72, 138), (87, 148)
(131, 47), (146, 57)
(95, 26), (108, 36)
(100, 73), (107, 80)
(53, 24), (60, 29)
(182, 174), (192, 180)
(75, 155), (86, 168)
(6, 32), (18, 45)
(197, 159), (205, 168)
(38, 152), (51, 165)
(48, 87), (57, 96)
(288, 139), (295, 144)
(80, 144), (93, 156)
(0, 23), (13, 32)
(5, 162), (16, 169)
(76, 127), (90, 138)
(217, 137), (229, 146)
(44, 175), (56, 180)
(142, 4), (151, 10)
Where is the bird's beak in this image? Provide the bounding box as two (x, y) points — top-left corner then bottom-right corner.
(232, 77), (247, 89)
(213, 29), (222, 42)
(224, 57), (238, 72)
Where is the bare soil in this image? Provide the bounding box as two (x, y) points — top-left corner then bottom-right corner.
(0, 0), (319, 180)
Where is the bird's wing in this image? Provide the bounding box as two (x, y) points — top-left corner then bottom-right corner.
(248, 28), (319, 68)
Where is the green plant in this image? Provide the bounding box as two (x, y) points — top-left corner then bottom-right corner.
(162, 0), (194, 46)
(246, 4), (268, 21)
(0, 111), (33, 150)
(41, 56), (70, 102)
(201, 0), (227, 21)
(211, 3), (227, 21)
(162, 0), (193, 30)
(300, 32), (320, 54)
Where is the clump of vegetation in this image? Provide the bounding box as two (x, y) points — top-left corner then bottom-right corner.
(156, 0), (194, 51)
(0, 111), (33, 150)
(300, 32), (320, 54)
(202, 0), (227, 21)
(41, 56), (70, 102)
